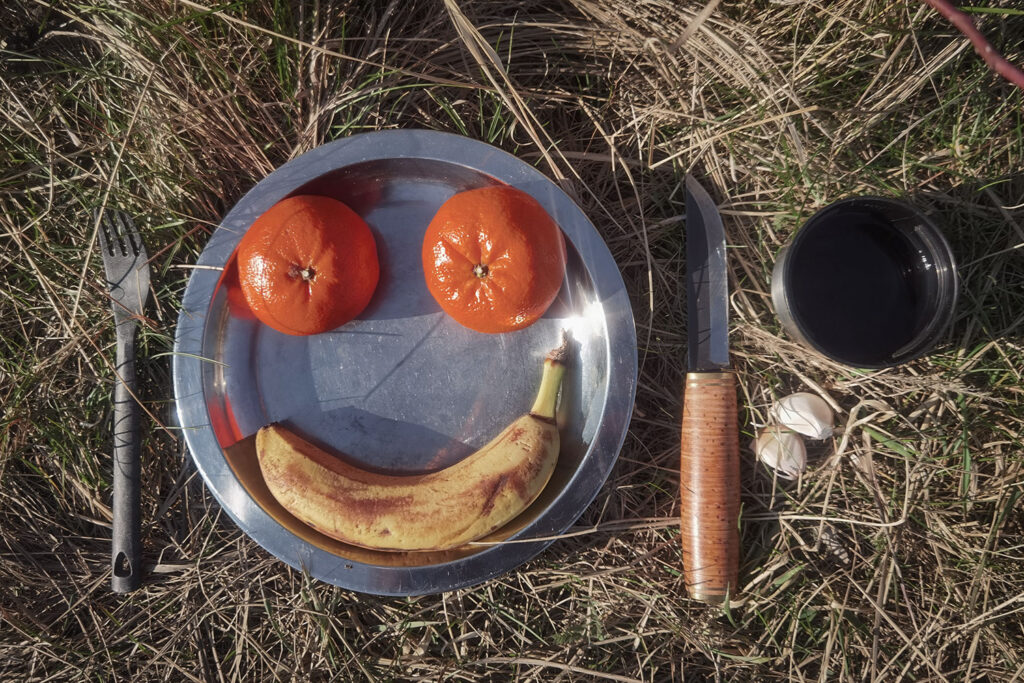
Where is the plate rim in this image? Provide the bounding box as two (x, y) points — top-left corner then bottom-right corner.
(172, 129), (637, 595)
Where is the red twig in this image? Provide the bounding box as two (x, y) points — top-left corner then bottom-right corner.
(921, 0), (1024, 90)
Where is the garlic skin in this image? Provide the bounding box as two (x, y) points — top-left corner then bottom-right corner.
(755, 426), (807, 480)
(771, 392), (834, 440)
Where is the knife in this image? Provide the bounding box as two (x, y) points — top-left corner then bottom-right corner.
(680, 174), (740, 604)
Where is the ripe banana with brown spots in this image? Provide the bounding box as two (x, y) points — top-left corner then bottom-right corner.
(255, 334), (568, 551)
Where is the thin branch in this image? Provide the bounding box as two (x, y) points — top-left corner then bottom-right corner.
(922, 0), (1024, 89)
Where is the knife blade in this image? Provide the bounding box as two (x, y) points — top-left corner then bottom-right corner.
(680, 174), (740, 604)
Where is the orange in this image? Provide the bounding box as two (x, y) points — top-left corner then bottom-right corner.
(237, 195), (379, 336)
(422, 185), (566, 333)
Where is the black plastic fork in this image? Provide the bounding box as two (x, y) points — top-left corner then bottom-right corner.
(96, 208), (150, 593)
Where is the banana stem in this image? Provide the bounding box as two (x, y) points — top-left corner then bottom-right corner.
(530, 332), (570, 420)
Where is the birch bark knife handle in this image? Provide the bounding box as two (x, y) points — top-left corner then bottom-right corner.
(680, 371), (740, 603)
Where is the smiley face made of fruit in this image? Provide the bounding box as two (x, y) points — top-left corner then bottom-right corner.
(234, 185), (570, 552)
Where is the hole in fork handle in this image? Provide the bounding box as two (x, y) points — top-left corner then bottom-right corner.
(113, 551), (132, 577)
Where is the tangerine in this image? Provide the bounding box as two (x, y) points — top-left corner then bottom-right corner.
(237, 195), (379, 336)
(422, 185), (566, 333)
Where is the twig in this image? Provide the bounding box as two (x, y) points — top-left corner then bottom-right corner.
(921, 0), (1024, 89)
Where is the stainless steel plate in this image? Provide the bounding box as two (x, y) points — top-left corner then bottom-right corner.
(173, 130), (636, 595)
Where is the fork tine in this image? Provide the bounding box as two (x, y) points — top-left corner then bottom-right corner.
(95, 208), (115, 257)
(111, 211), (128, 256)
(102, 209), (118, 256)
(115, 210), (143, 257)
(116, 213), (131, 257)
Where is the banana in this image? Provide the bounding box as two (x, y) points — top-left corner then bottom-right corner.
(255, 333), (569, 551)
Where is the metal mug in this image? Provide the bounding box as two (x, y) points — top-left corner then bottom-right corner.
(771, 196), (958, 368)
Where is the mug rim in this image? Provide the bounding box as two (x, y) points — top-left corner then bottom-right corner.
(772, 196), (959, 368)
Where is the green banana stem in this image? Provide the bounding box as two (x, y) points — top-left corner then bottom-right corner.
(530, 331), (569, 420)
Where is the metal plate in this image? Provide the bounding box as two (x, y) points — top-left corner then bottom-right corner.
(173, 130), (637, 595)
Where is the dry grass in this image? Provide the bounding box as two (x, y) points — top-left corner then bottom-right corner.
(2, 0), (1024, 680)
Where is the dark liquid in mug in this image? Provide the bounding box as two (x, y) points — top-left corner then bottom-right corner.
(788, 210), (934, 366)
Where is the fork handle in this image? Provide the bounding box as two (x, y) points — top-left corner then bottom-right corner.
(112, 328), (142, 593)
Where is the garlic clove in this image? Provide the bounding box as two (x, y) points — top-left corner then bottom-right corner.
(771, 392), (834, 440)
(754, 426), (807, 480)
